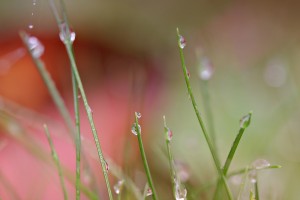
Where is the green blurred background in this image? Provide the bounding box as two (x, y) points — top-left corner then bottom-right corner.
(1, 0), (300, 199)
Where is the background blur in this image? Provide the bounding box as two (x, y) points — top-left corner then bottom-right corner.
(0, 0), (300, 199)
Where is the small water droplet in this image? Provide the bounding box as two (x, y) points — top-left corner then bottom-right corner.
(186, 69), (190, 79)
(113, 180), (124, 195)
(248, 170), (257, 183)
(135, 112), (142, 119)
(252, 159), (271, 170)
(59, 22), (76, 44)
(167, 128), (173, 141)
(179, 35), (186, 49)
(87, 105), (93, 114)
(146, 188), (153, 196)
(104, 160), (109, 171)
(239, 112), (252, 129)
(27, 36), (45, 58)
(28, 24), (34, 29)
(199, 57), (214, 80)
(131, 123), (141, 136)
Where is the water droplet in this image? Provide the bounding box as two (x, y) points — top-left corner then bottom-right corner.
(248, 170), (257, 183)
(199, 57), (214, 80)
(239, 112), (252, 129)
(135, 112), (142, 119)
(179, 35), (186, 49)
(104, 160), (109, 171)
(175, 180), (187, 200)
(146, 188), (153, 196)
(87, 105), (93, 114)
(27, 36), (45, 58)
(131, 123), (141, 136)
(59, 22), (76, 44)
(113, 180), (124, 194)
(252, 159), (271, 170)
(186, 69), (190, 79)
(28, 24), (34, 29)
(167, 128), (173, 141)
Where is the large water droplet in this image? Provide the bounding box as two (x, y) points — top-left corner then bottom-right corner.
(179, 35), (186, 49)
(131, 123), (141, 136)
(135, 112), (142, 119)
(252, 159), (271, 170)
(199, 57), (214, 80)
(27, 36), (45, 58)
(239, 112), (252, 129)
(59, 22), (76, 44)
(113, 180), (124, 194)
(175, 181), (187, 200)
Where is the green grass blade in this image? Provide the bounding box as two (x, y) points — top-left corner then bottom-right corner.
(254, 180), (260, 200)
(134, 112), (158, 200)
(43, 124), (69, 200)
(176, 28), (233, 200)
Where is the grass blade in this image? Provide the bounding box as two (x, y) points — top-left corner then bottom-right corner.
(48, 1), (113, 199)
(176, 28), (233, 200)
(133, 112), (158, 200)
(43, 124), (69, 200)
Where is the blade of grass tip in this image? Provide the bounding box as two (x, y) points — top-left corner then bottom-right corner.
(176, 28), (233, 200)
(133, 112), (158, 200)
(163, 116), (177, 198)
(48, 1), (113, 199)
(214, 111), (252, 199)
(72, 74), (81, 200)
(223, 111), (252, 175)
(43, 124), (69, 200)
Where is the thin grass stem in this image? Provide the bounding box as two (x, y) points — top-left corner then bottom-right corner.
(43, 124), (69, 200)
(134, 112), (158, 200)
(163, 116), (177, 198)
(72, 73), (81, 200)
(176, 28), (233, 200)
(48, 1), (113, 199)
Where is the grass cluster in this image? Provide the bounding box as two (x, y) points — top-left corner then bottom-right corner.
(7, 0), (282, 199)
